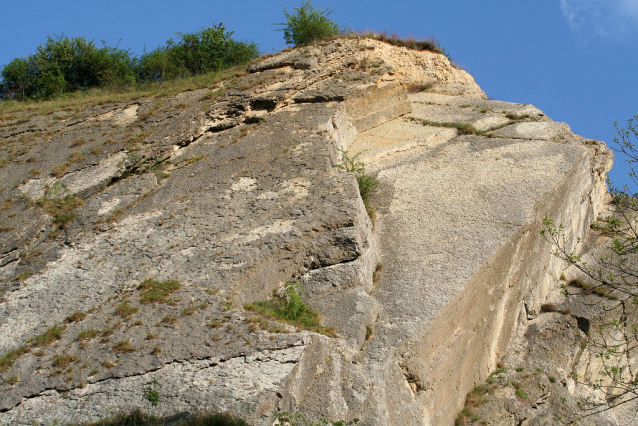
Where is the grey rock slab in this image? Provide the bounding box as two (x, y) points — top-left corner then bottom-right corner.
(350, 131), (610, 424)
(408, 92), (549, 121)
(347, 118), (456, 162)
(492, 121), (572, 140)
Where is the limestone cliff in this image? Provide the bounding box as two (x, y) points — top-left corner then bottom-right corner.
(0, 38), (615, 425)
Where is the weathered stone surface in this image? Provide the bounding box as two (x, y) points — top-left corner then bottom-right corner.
(0, 38), (616, 426)
(464, 201), (638, 425)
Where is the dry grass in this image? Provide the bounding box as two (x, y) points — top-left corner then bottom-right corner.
(348, 30), (443, 53)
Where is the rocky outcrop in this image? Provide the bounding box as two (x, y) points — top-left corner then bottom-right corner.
(0, 38), (613, 425)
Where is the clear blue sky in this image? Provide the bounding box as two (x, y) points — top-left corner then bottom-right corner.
(1, 0), (637, 187)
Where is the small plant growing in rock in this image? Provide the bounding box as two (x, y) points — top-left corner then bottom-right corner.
(334, 150), (379, 216)
(138, 278), (181, 304)
(0, 346), (29, 372)
(245, 281), (336, 337)
(142, 377), (161, 408)
(112, 340), (135, 353)
(52, 354), (79, 368)
(115, 302), (139, 319)
(32, 325), (66, 347)
(64, 311), (87, 323)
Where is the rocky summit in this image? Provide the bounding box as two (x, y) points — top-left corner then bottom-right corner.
(0, 38), (632, 425)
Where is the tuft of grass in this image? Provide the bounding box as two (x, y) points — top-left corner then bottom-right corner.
(65, 311), (87, 323)
(569, 279), (619, 300)
(406, 83), (433, 93)
(5, 375), (19, 385)
(199, 88), (225, 101)
(244, 281), (336, 337)
(32, 325), (66, 347)
(52, 354), (79, 368)
(334, 150), (379, 215)
(0, 65), (249, 118)
(37, 194), (84, 232)
(407, 116), (478, 135)
(112, 340), (136, 353)
(78, 329), (100, 341)
(15, 271), (32, 281)
(138, 279), (181, 304)
(350, 30), (444, 54)
(115, 302), (139, 319)
(0, 346), (30, 372)
(161, 316), (178, 325)
(504, 112), (531, 121)
(512, 382), (528, 400)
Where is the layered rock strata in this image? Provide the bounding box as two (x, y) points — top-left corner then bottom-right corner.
(0, 39), (611, 425)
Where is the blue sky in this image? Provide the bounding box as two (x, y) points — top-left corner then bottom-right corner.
(1, 0), (637, 187)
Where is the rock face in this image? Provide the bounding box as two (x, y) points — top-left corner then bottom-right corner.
(0, 38), (614, 425)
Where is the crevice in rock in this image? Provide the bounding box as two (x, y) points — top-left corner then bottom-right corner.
(575, 316), (590, 333)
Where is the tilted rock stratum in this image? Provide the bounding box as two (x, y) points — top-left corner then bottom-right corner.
(0, 38), (620, 425)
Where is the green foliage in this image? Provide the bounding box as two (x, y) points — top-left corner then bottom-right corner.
(334, 150), (379, 208)
(142, 377), (161, 407)
(277, 0), (342, 46)
(540, 116), (638, 415)
(245, 281), (336, 337)
(0, 346), (30, 372)
(0, 35), (135, 100)
(137, 23), (258, 81)
(37, 193), (84, 233)
(32, 325), (66, 347)
(115, 302), (140, 319)
(138, 278), (181, 304)
(0, 24), (258, 100)
(281, 280), (307, 320)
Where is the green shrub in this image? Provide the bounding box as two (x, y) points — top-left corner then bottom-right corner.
(0, 25), (258, 100)
(276, 0), (343, 46)
(136, 24), (258, 82)
(0, 35), (136, 100)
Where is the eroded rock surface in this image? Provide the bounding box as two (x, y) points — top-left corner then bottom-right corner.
(0, 38), (613, 425)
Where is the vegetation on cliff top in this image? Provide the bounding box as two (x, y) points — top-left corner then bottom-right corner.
(0, 0), (452, 115)
(0, 23), (258, 101)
